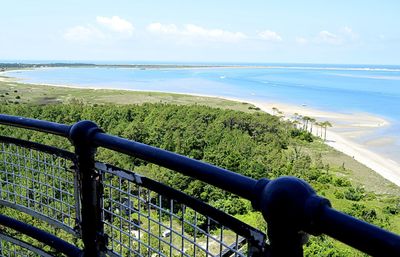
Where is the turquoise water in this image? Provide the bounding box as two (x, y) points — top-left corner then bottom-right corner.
(6, 65), (400, 119)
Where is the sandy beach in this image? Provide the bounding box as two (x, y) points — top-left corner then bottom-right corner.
(247, 100), (400, 187)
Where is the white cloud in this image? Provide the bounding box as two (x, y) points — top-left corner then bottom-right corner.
(316, 27), (359, 45)
(147, 23), (178, 34)
(342, 26), (353, 34)
(316, 30), (343, 45)
(296, 27), (359, 46)
(147, 23), (247, 42)
(296, 37), (308, 44)
(341, 26), (358, 40)
(63, 16), (134, 43)
(258, 30), (282, 42)
(63, 25), (105, 42)
(96, 16), (134, 35)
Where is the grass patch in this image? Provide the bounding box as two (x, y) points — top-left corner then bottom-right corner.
(0, 79), (258, 113)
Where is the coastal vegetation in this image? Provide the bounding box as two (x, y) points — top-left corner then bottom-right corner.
(0, 80), (257, 112)
(0, 91), (399, 255)
(0, 63), (231, 72)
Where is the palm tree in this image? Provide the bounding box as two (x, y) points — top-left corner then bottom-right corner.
(309, 117), (316, 133)
(302, 116), (311, 131)
(292, 113), (300, 128)
(315, 121), (322, 137)
(321, 121), (332, 141)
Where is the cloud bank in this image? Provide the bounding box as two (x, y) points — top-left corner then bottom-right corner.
(64, 16), (134, 42)
(296, 27), (359, 46)
(317, 30), (342, 45)
(258, 30), (282, 42)
(147, 23), (247, 42)
(96, 16), (134, 35)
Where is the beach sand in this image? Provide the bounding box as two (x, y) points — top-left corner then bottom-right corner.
(248, 100), (400, 187)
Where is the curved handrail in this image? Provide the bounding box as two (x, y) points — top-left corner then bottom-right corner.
(0, 214), (82, 257)
(0, 114), (70, 137)
(319, 207), (400, 256)
(0, 135), (75, 160)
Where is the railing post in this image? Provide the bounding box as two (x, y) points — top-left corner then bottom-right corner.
(253, 176), (330, 257)
(69, 121), (105, 256)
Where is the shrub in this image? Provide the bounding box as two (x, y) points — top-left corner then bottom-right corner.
(344, 187), (365, 201)
(383, 205), (399, 215)
(333, 177), (351, 187)
(334, 190), (344, 199)
(317, 174), (333, 184)
(346, 203), (377, 223)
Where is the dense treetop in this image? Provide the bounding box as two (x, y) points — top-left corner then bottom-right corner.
(0, 103), (399, 256)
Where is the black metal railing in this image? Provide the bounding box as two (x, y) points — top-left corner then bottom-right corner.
(0, 114), (399, 257)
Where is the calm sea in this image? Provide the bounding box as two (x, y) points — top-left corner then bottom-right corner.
(5, 64), (400, 161)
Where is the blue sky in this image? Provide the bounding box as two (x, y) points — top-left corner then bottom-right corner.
(1, 0), (399, 64)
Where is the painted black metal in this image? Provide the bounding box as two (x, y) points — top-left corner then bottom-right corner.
(0, 233), (53, 257)
(69, 121), (105, 256)
(0, 214), (82, 257)
(0, 114), (70, 137)
(0, 199), (78, 236)
(254, 176), (331, 257)
(93, 132), (259, 200)
(96, 162), (268, 255)
(221, 237), (247, 257)
(0, 135), (75, 161)
(318, 207), (400, 257)
(253, 171), (400, 257)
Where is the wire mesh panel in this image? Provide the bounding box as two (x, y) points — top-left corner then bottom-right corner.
(0, 237), (51, 257)
(0, 233), (54, 257)
(96, 162), (266, 257)
(0, 137), (80, 236)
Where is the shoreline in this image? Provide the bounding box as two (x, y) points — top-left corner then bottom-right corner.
(2, 74), (400, 187)
(2, 63), (400, 72)
(248, 101), (400, 187)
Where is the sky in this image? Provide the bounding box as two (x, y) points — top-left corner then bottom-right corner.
(1, 0), (399, 65)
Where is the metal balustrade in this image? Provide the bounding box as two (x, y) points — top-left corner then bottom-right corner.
(0, 114), (399, 257)
(0, 233), (53, 257)
(0, 136), (80, 236)
(97, 162), (265, 257)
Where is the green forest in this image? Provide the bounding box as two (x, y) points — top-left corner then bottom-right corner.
(0, 102), (399, 256)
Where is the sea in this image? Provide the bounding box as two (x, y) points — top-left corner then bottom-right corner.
(4, 63), (400, 163)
